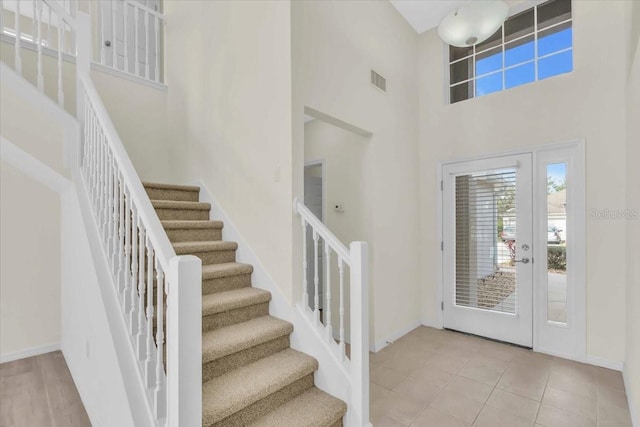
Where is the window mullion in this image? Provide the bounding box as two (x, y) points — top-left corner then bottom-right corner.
(501, 24), (506, 90)
(534, 4), (539, 81)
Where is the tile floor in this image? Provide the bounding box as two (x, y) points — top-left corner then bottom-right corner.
(370, 326), (632, 427)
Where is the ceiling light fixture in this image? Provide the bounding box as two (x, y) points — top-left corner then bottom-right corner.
(438, 1), (509, 48)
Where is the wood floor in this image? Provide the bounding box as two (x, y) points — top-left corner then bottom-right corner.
(0, 351), (90, 427)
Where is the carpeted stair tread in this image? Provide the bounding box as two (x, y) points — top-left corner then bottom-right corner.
(174, 240), (238, 254)
(202, 349), (318, 426)
(202, 262), (253, 280)
(161, 220), (224, 230)
(202, 315), (293, 363)
(143, 181), (201, 192)
(247, 387), (347, 427)
(151, 200), (211, 210)
(203, 287), (271, 316)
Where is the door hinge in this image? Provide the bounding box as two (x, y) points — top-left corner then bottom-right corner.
(440, 241), (444, 251)
(440, 180), (443, 191)
(441, 301), (444, 311)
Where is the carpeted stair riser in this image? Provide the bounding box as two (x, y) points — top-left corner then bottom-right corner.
(166, 227), (222, 242)
(203, 274), (252, 294)
(145, 187), (200, 202)
(183, 248), (237, 266)
(203, 336), (290, 382)
(209, 375), (315, 427)
(204, 303), (270, 331)
(144, 182), (347, 426)
(156, 208), (210, 221)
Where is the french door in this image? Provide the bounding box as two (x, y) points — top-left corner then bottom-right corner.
(442, 153), (533, 347)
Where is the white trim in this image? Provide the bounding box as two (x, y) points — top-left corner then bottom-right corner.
(0, 34), (77, 63)
(91, 62), (167, 91)
(371, 320), (422, 353)
(435, 165), (444, 329)
(0, 137), (71, 193)
(585, 355), (624, 372)
(303, 106), (372, 138)
(437, 139), (587, 360)
(0, 343), (61, 364)
(304, 159), (327, 227)
(623, 363), (639, 427)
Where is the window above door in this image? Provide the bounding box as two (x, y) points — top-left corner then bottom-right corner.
(449, 0), (573, 104)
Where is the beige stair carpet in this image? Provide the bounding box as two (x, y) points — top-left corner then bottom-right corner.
(144, 182), (347, 427)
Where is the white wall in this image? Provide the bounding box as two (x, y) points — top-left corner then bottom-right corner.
(0, 161), (61, 360)
(304, 118), (372, 339)
(90, 69), (176, 183)
(624, 1), (640, 423)
(418, 1), (628, 363)
(292, 0), (422, 349)
(0, 77), (69, 361)
(163, 0), (294, 300)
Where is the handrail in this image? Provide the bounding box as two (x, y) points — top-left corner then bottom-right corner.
(294, 197), (351, 263)
(79, 74), (175, 269)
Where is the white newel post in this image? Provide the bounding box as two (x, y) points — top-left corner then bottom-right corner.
(350, 241), (370, 427)
(75, 11), (91, 167)
(167, 255), (202, 427)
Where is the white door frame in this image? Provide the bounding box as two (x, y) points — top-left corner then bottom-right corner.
(437, 140), (586, 362)
(304, 159), (327, 223)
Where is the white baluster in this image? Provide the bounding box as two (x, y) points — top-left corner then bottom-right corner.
(338, 258), (345, 360)
(123, 1), (129, 73)
(301, 218), (308, 307)
(100, 1), (105, 64)
(154, 15), (159, 82)
(108, 153), (116, 269)
(130, 203), (139, 336)
(136, 223), (147, 360)
(101, 135), (109, 240)
(145, 241), (156, 387)
(57, 16), (64, 106)
(111, 0), (116, 68)
(313, 230), (320, 325)
(97, 130), (105, 234)
(118, 175), (126, 302)
(109, 162), (117, 265)
(154, 263), (165, 419)
(36, 0), (43, 91)
(14, 0), (21, 74)
(123, 186), (132, 314)
(144, 11), (149, 79)
(325, 242), (333, 342)
(47, 6), (51, 51)
(134, 6), (139, 76)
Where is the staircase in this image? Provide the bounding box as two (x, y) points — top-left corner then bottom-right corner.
(144, 182), (348, 427)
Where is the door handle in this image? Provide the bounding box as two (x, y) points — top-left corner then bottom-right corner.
(514, 257), (530, 264)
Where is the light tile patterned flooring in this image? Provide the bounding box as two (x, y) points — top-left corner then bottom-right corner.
(370, 326), (632, 427)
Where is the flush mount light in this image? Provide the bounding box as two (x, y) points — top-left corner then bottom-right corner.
(438, 1), (509, 47)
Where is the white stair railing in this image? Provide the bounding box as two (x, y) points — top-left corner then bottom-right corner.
(75, 12), (201, 427)
(0, 0), (76, 107)
(90, 0), (164, 83)
(293, 198), (370, 426)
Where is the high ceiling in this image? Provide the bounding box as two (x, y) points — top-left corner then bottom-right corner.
(389, 0), (531, 35)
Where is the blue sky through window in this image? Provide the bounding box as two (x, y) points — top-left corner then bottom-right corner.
(475, 28), (572, 97)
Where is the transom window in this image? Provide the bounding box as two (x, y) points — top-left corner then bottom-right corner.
(449, 0), (572, 104)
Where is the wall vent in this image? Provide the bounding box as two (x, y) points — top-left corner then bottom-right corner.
(370, 69), (386, 92)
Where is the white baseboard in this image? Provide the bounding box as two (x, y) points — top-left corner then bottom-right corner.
(586, 355), (624, 371)
(623, 363), (639, 427)
(0, 343), (61, 364)
(371, 320), (422, 353)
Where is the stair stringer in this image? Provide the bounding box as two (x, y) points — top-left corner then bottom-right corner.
(68, 163), (158, 427)
(194, 179), (356, 425)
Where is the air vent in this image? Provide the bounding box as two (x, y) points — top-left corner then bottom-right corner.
(370, 69), (386, 92)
